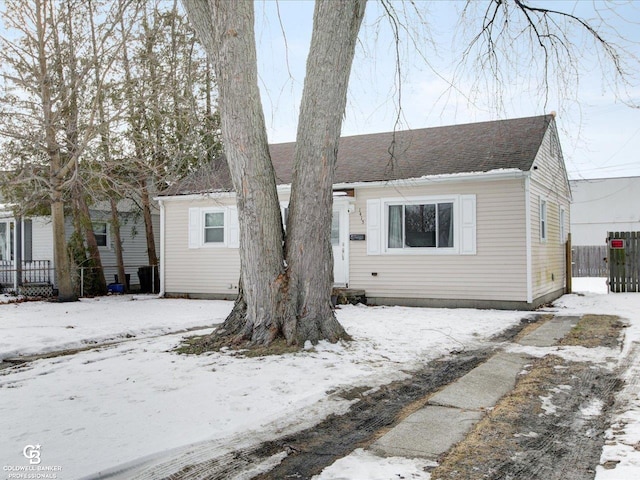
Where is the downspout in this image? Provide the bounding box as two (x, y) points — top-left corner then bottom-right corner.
(524, 174), (533, 304)
(158, 198), (165, 297)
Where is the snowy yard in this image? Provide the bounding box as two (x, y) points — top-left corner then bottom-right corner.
(1, 279), (639, 479)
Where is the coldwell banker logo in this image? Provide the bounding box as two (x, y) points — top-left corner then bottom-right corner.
(3, 444), (62, 479)
(23, 445), (41, 465)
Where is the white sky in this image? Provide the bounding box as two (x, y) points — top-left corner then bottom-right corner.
(254, 0), (640, 180)
(1, 1), (637, 181)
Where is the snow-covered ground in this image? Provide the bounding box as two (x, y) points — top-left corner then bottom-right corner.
(1, 280), (639, 480)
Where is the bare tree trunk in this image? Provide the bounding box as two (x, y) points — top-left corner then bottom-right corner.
(285, 0), (365, 344)
(51, 181), (76, 302)
(141, 183), (158, 267)
(184, 0), (365, 346)
(74, 185), (108, 294)
(35, 0), (75, 302)
(118, 13), (159, 276)
(184, 0), (292, 345)
(88, 0), (125, 292)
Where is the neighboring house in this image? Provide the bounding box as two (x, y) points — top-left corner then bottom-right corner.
(570, 176), (640, 246)
(157, 114), (571, 310)
(0, 200), (160, 295)
(569, 176), (640, 278)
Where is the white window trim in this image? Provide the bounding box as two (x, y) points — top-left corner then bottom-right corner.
(188, 206), (239, 249)
(384, 196), (459, 255)
(380, 195), (461, 255)
(92, 221), (110, 249)
(201, 207), (227, 247)
(366, 195), (476, 256)
(559, 207), (566, 243)
(539, 198), (548, 243)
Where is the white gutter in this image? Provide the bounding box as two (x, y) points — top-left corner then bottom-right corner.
(154, 191), (236, 203)
(158, 198), (166, 297)
(524, 173), (533, 304)
(155, 169), (528, 202)
(331, 169), (527, 191)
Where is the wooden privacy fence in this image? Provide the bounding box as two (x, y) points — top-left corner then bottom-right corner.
(572, 245), (608, 277)
(607, 231), (640, 293)
(571, 245), (609, 277)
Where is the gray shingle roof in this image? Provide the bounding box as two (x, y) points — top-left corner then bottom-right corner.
(161, 114), (553, 196)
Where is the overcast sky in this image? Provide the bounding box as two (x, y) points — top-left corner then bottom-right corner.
(254, 0), (640, 180)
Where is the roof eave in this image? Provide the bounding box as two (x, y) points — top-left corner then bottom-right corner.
(329, 168), (529, 191)
(156, 169), (529, 201)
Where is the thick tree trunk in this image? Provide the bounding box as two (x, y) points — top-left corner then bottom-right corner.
(51, 183), (76, 302)
(35, 0), (76, 302)
(285, 0), (365, 344)
(141, 183), (158, 267)
(184, 0), (291, 345)
(74, 185), (108, 295)
(184, 0), (365, 346)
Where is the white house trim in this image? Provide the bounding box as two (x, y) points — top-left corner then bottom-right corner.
(158, 198), (166, 297)
(525, 174), (533, 304)
(366, 194), (476, 256)
(154, 170), (528, 205)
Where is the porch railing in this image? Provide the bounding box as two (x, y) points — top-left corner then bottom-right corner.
(0, 260), (53, 288)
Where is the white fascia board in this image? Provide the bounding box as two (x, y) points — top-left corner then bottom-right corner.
(331, 169), (527, 191)
(157, 169), (527, 201)
(154, 191), (236, 202)
(524, 173), (533, 304)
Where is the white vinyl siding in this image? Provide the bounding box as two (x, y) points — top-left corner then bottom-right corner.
(367, 195), (475, 256)
(165, 198), (241, 296)
(354, 180), (526, 302)
(31, 217), (54, 264)
(366, 199), (381, 255)
(529, 123), (571, 301)
(539, 198), (547, 242)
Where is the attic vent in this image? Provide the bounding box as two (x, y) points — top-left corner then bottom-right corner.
(549, 128), (559, 158)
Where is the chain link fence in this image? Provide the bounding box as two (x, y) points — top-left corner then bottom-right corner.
(0, 262), (159, 298)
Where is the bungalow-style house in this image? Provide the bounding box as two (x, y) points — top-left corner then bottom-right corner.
(157, 114), (571, 310)
(0, 199), (160, 295)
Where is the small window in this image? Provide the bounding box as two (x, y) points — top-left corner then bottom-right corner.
(204, 211), (224, 244)
(559, 207), (566, 243)
(388, 202), (454, 249)
(93, 222), (108, 247)
(540, 199), (547, 242)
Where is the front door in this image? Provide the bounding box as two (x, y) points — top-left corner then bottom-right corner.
(331, 206), (348, 286)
